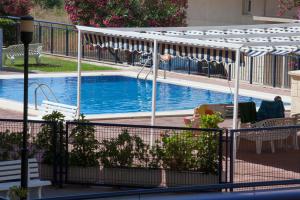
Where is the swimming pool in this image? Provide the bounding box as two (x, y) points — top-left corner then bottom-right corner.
(0, 75), (263, 114)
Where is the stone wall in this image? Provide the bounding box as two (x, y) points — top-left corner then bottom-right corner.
(289, 71), (300, 115)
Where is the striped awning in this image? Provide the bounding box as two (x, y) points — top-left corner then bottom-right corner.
(81, 23), (300, 64)
(84, 33), (236, 63)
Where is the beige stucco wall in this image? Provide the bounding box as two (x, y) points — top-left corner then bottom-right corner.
(187, 0), (294, 26)
(289, 71), (300, 115)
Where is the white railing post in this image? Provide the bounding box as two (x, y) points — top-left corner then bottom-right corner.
(150, 40), (158, 146)
(77, 30), (82, 119)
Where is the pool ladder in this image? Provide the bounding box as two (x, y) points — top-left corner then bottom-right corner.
(137, 57), (153, 80)
(30, 82), (60, 110)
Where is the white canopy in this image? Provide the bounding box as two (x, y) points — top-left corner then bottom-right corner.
(76, 22), (300, 129)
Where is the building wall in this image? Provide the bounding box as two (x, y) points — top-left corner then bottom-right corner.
(186, 0), (294, 26)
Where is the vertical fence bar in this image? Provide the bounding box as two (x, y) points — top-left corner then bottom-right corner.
(50, 25), (54, 54)
(228, 64), (232, 81)
(218, 130), (223, 184)
(59, 121), (64, 188)
(131, 52), (135, 66)
(38, 23), (42, 43)
(98, 47), (101, 61)
(208, 62), (211, 78)
(229, 130), (234, 192)
(52, 122), (58, 186)
(225, 129), (229, 187)
(65, 122), (69, 184)
(188, 59), (191, 75)
(272, 55), (277, 88)
(65, 27), (69, 56)
(114, 50), (118, 63)
(249, 57), (253, 84)
(168, 59), (172, 71)
(81, 34), (85, 59)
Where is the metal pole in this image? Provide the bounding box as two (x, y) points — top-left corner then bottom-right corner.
(77, 30), (82, 118)
(150, 40), (158, 146)
(65, 27), (69, 56)
(233, 49), (241, 129)
(231, 48), (241, 189)
(249, 57), (253, 84)
(272, 55), (277, 88)
(21, 43), (29, 197)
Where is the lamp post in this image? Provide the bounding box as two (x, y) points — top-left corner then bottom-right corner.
(20, 16), (34, 200)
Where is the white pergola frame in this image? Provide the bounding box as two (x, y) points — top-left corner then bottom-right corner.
(76, 24), (300, 127)
(76, 24), (300, 182)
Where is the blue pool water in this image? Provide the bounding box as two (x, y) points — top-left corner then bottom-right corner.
(0, 76), (263, 114)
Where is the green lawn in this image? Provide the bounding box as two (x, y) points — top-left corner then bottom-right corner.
(4, 56), (117, 72)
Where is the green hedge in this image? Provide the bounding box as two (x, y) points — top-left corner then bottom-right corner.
(0, 18), (18, 47)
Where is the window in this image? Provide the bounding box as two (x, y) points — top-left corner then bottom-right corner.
(242, 0), (252, 15)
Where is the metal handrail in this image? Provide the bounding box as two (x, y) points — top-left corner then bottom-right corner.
(137, 57), (152, 79)
(144, 66), (153, 80)
(30, 82), (59, 110)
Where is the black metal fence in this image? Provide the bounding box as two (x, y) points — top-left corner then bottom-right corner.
(64, 122), (225, 187)
(230, 125), (300, 190)
(1, 119), (300, 192)
(0, 119), (227, 188)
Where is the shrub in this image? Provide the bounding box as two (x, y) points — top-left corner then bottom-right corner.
(99, 129), (150, 168)
(154, 131), (198, 171)
(33, 0), (63, 9)
(68, 114), (99, 167)
(0, 0), (32, 16)
(0, 18), (18, 46)
(0, 129), (36, 160)
(153, 113), (223, 174)
(64, 0), (187, 27)
(34, 111), (65, 165)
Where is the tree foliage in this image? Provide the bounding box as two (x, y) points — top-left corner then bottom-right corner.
(33, 0), (63, 9)
(0, 0), (32, 16)
(64, 0), (188, 27)
(277, 0), (300, 19)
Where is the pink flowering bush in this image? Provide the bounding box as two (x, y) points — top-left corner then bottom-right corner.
(0, 0), (32, 16)
(277, 0), (300, 19)
(65, 0), (188, 27)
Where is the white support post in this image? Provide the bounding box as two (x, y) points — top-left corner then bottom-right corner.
(150, 40), (158, 146)
(231, 48), (241, 184)
(233, 49), (241, 129)
(77, 30), (82, 119)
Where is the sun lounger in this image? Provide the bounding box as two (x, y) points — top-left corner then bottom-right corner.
(237, 118), (299, 154)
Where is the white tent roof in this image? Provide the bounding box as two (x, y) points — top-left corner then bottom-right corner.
(77, 23), (300, 57)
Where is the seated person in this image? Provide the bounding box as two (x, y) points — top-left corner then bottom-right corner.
(256, 96), (285, 121)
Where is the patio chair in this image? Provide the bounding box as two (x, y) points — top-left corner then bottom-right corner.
(238, 101), (257, 128)
(256, 100), (285, 121)
(183, 104), (229, 128)
(237, 118), (299, 154)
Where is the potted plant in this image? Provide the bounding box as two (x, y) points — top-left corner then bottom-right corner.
(68, 114), (100, 184)
(34, 111), (65, 180)
(99, 129), (162, 187)
(154, 113), (223, 187)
